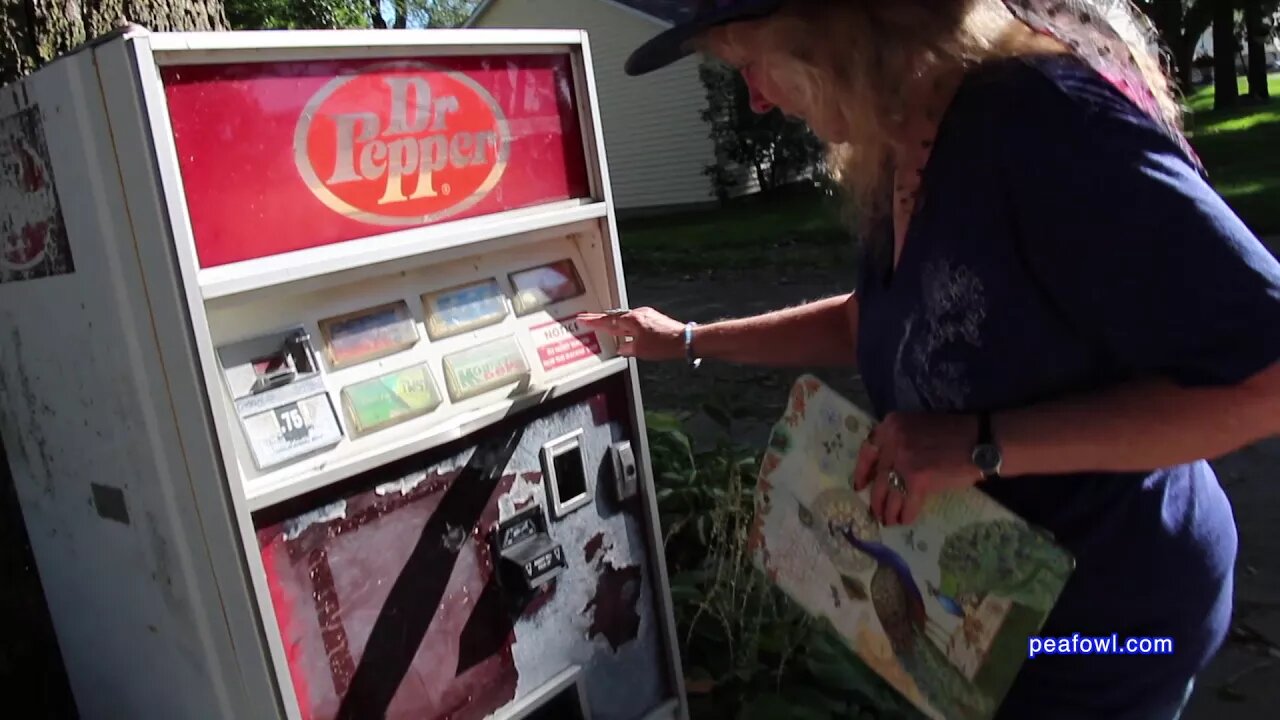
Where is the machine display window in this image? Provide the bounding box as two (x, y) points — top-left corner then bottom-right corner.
(318, 301), (418, 369)
(509, 259), (585, 316)
(423, 278), (509, 340)
(340, 363), (443, 436)
(541, 429), (591, 518)
(441, 335), (531, 401)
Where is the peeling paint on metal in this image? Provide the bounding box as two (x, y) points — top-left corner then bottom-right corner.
(584, 533), (606, 564)
(1, 105), (74, 283)
(584, 561), (642, 651)
(282, 500), (347, 541)
(374, 470), (427, 497)
(255, 390), (670, 719)
(504, 401), (668, 720)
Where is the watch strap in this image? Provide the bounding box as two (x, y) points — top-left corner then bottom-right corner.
(684, 322), (701, 369)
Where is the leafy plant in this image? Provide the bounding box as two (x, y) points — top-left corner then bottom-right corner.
(647, 399), (919, 720)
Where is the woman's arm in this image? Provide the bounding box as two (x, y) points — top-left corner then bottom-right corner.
(856, 360), (1280, 526)
(995, 360), (1280, 476)
(577, 292), (860, 367)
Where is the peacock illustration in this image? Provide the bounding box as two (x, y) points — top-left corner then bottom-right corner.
(795, 492), (990, 718)
(827, 516), (994, 720)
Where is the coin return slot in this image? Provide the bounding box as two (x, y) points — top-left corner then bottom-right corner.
(541, 429), (591, 519)
(493, 505), (566, 604)
(250, 330), (318, 394)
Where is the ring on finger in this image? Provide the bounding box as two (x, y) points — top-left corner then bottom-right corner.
(887, 469), (907, 494)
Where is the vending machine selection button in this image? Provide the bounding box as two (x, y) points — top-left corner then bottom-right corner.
(442, 336), (530, 401)
(509, 259), (586, 316)
(341, 363), (443, 436)
(423, 278), (509, 340)
(318, 301), (418, 369)
(241, 392), (343, 469)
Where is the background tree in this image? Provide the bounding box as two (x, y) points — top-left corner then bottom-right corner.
(2, 0), (227, 85)
(699, 61), (826, 201)
(1214, 0), (1241, 108)
(1243, 0), (1275, 99)
(225, 0), (369, 30)
(368, 0), (480, 29)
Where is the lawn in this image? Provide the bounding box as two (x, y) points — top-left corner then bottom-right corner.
(1185, 74), (1280, 237)
(617, 187), (849, 275)
(618, 74), (1280, 271)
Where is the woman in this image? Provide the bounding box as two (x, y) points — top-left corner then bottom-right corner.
(579, 0), (1280, 718)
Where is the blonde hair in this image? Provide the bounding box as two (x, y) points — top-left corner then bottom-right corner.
(698, 0), (1180, 231)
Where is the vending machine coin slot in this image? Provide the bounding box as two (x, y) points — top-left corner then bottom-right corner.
(219, 328), (343, 470)
(610, 440), (639, 503)
(541, 429), (591, 519)
(493, 505), (567, 608)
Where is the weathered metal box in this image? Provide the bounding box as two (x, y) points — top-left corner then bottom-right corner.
(0, 26), (684, 720)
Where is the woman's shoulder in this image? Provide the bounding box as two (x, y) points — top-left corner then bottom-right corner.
(950, 52), (1171, 147)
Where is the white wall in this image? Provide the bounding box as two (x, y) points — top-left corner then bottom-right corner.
(472, 0), (719, 210)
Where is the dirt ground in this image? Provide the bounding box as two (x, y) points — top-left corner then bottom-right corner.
(627, 267), (1280, 720)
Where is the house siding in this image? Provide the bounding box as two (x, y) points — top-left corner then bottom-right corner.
(472, 0), (718, 210)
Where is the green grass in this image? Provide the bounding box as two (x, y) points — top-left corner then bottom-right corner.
(617, 187), (849, 274)
(1185, 74), (1280, 236)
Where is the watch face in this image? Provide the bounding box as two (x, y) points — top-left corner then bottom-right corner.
(973, 444), (1002, 473)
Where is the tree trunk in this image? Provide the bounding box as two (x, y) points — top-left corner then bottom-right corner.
(2, 0), (228, 86)
(1178, 0), (1215, 91)
(1214, 0), (1240, 109)
(1245, 0), (1272, 99)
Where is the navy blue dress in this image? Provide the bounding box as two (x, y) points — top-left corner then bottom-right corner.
(855, 54), (1280, 717)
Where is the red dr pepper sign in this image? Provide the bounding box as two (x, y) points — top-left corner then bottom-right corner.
(162, 56), (590, 268)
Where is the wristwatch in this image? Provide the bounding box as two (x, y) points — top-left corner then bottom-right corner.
(971, 411), (1002, 481)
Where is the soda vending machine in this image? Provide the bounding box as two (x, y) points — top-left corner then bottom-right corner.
(0, 25), (686, 720)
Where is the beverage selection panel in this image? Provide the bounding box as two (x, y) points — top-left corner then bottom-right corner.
(209, 230), (620, 486)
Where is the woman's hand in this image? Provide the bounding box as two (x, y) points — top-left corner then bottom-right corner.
(577, 307), (686, 361)
(852, 411), (984, 526)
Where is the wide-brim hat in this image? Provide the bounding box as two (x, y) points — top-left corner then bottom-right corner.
(624, 0), (785, 76)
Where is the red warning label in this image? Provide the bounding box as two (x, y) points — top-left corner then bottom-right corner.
(529, 317), (602, 371)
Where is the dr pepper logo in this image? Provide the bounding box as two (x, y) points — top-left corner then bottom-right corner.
(294, 61), (511, 226)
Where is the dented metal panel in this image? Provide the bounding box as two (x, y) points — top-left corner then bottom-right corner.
(255, 380), (670, 720)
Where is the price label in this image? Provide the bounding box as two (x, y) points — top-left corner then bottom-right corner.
(241, 393), (343, 469)
(274, 403), (311, 442)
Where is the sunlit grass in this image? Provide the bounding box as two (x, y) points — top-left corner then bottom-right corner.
(1185, 75), (1280, 236)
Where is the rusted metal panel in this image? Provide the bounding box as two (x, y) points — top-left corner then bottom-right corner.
(255, 381), (670, 720)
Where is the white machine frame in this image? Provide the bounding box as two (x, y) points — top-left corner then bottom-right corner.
(0, 27), (686, 720)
